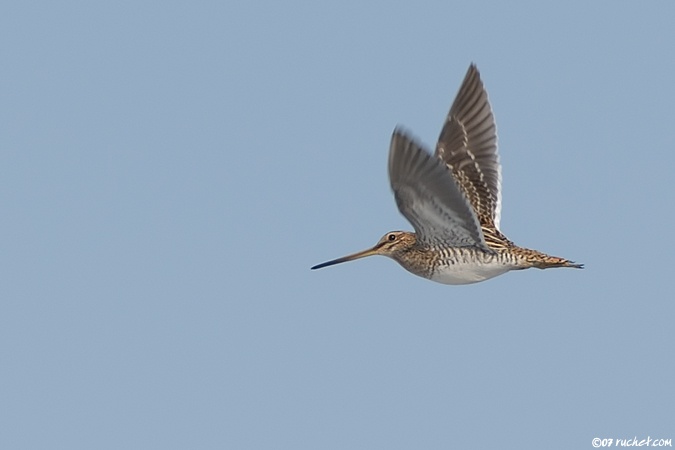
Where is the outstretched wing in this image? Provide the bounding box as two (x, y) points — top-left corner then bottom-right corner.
(435, 64), (502, 230)
(389, 129), (489, 250)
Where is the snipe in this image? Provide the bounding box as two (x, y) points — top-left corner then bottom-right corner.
(312, 64), (582, 284)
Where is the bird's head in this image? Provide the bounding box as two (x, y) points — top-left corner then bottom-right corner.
(311, 231), (416, 270)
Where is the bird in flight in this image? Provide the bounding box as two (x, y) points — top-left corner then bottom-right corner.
(312, 64), (582, 284)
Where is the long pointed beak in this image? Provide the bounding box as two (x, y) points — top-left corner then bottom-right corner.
(311, 246), (380, 270)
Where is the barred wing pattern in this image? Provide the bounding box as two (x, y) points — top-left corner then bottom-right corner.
(389, 129), (489, 250)
(435, 64), (502, 231)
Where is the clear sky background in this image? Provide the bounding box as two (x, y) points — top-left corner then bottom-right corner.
(1, 1), (673, 449)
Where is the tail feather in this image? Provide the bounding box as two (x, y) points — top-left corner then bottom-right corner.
(533, 255), (584, 270)
(512, 246), (583, 270)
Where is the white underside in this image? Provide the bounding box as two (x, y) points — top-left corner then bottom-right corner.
(428, 262), (514, 285)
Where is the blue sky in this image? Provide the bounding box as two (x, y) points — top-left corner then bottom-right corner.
(1, 1), (673, 449)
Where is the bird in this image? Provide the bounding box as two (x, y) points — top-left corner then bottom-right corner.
(311, 64), (582, 285)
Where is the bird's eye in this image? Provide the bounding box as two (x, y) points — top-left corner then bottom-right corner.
(388, 234), (396, 241)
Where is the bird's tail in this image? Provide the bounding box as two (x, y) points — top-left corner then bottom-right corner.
(512, 246), (584, 270)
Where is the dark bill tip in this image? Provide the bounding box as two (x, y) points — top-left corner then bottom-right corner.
(310, 247), (379, 271)
(311, 258), (347, 270)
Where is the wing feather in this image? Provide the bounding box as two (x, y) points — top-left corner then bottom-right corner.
(435, 64), (503, 230)
(389, 129), (489, 250)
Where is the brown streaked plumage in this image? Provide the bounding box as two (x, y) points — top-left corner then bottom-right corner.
(312, 64), (582, 284)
